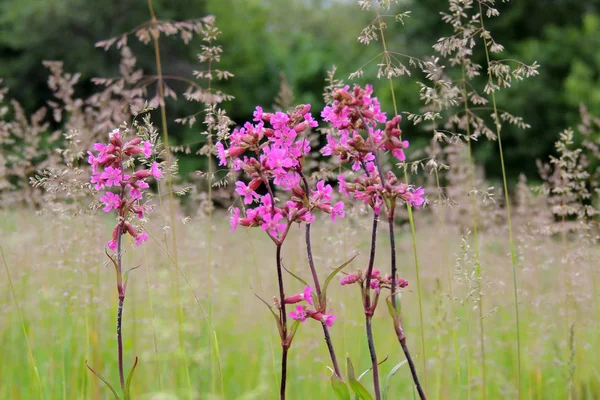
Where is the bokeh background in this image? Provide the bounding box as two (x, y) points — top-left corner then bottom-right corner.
(1, 0), (599, 184)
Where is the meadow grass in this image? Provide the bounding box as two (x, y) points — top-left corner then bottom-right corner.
(1, 206), (598, 399)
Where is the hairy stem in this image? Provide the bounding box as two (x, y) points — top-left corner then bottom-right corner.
(399, 337), (427, 400)
(388, 214), (427, 400)
(478, 4), (521, 397)
(116, 297), (125, 390)
(299, 172), (341, 377)
(276, 244), (288, 400)
(366, 317), (382, 400)
(364, 215), (381, 398)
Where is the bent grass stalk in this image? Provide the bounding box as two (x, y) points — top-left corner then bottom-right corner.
(146, 0), (191, 393)
(375, 9), (427, 386)
(462, 67), (487, 399)
(478, 3), (522, 397)
(1, 243), (44, 400)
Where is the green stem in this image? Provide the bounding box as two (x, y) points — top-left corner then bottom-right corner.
(478, 4), (521, 397)
(1, 243), (44, 400)
(462, 67), (487, 400)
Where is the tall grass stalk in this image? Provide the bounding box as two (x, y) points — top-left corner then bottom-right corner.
(462, 68), (487, 399)
(375, 9), (427, 385)
(477, 3), (521, 397)
(1, 243), (44, 400)
(146, 0), (191, 393)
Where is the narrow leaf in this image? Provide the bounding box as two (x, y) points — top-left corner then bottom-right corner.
(282, 264), (310, 287)
(86, 361), (121, 400)
(357, 355), (389, 382)
(329, 368), (351, 400)
(382, 360), (408, 400)
(320, 254), (358, 306)
(124, 357), (139, 400)
(347, 356), (374, 400)
(254, 293), (283, 335)
(287, 319), (302, 345)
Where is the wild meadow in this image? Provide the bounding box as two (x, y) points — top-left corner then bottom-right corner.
(1, 1), (599, 399)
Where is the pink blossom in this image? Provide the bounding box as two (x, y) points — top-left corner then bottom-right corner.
(229, 208), (240, 232)
(107, 240), (117, 251)
(101, 166), (122, 187)
(235, 181), (259, 204)
(135, 232), (149, 246)
(261, 212), (287, 237)
(323, 312), (337, 327)
(370, 279), (380, 294)
(143, 141), (153, 158)
(253, 106), (264, 122)
(150, 162), (162, 179)
(100, 192), (121, 212)
(407, 187), (425, 209)
(290, 305), (307, 322)
(341, 273), (360, 286)
(303, 286), (313, 306)
(312, 180), (333, 203)
(330, 201), (345, 222)
(216, 142), (227, 166)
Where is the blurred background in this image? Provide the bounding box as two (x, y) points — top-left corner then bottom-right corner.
(1, 0), (599, 182)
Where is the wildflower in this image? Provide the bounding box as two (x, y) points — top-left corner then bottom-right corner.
(290, 305), (307, 322)
(100, 192), (121, 212)
(341, 273), (360, 286)
(150, 162), (162, 179)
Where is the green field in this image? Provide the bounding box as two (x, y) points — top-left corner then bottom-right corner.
(2, 207), (598, 399)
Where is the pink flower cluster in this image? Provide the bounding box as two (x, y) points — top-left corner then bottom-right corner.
(219, 105), (345, 242)
(88, 128), (162, 250)
(341, 268), (409, 295)
(322, 85), (425, 214)
(286, 285), (337, 327)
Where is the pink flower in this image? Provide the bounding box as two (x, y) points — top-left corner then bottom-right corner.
(323, 311), (337, 327)
(229, 208), (240, 232)
(370, 279), (380, 294)
(216, 142), (227, 166)
(253, 106), (263, 122)
(261, 212), (287, 237)
(407, 187), (425, 209)
(303, 286), (313, 306)
(150, 162), (162, 179)
(290, 305), (307, 322)
(135, 232), (149, 246)
(331, 201), (345, 222)
(235, 181), (259, 204)
(341, 273), (360, 285)
(101, 166), (122, 187)
(100, 192), (121, 212)
(143, 141), (153, 158)
(312, 180), (333, 203)
(107, 240), (117, 251)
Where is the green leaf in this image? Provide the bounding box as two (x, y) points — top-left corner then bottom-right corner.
(320, 254), (358, 307)
(85, 361), (121, 400)
(287, 319), (302, 345)
(254, 294), (283, 337)
(329, 367), (351, 400)
(282, 264), (310, 287)
(124, 357), (138, 400)
(357, 355), (388, 382)
(382, 360), (408, 400)
(347, 356), (374, 400)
